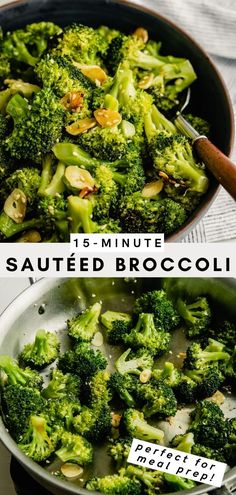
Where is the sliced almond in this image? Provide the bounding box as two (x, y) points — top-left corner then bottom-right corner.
(138, 73), (154, 89)
(60, 91), (84, 111)
(133, 27), (149, 43)
(140, 369), (152, 383)
(92, 331), (104, 347)
(75, 64), (108, 85)
(64, 166), (95, 191)
(66, 117), (97, 135)
(61, 463), (83, 479)
(94, 108), (122, 128)
(141, 180), (163, 198)
(16, 230), (41, 243)
(111, 412), (122, 428)
(4, 188), (27, 224)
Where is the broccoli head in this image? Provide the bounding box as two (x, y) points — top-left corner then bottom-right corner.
(20, 329), (60, 369)
(188, 399), (230, 449)
(101, 310), (133, 345)
(124, 313), (171, 356)
(184, 113), (210, 137)
(109, 372), (138, 408)
(134, 289), (180, 332)
(58, 342), (107, 379)
(78, 126), (128, 162)
(42, 369), (81, 400)
(177, 296), (211, 339)
(184, 339), (230, 371)
(163, 473), (196, 491)
(115, 348), (154, 376)
(184, 365), (224, 400)
(0, 355), (43, 389)
(123, 465), (164, 494)
(86, 473), (142, 495)
(122, 408), (165, 443)
(108, 437), (132, 468)
(1, 384), (45, 441)
(137, 379), (177, 418)
(55, 431), (93, 465)
(18, 414), (58, 462)
(67, 302), (102, 342)
(152, 362), (181, 388)
(5, 168), (41, 214)
(207, 320), (236, 350)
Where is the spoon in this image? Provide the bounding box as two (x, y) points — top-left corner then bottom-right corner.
(174, 88), (236, 201)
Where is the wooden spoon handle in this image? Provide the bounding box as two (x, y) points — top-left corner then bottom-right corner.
(194, 137), (236, 200)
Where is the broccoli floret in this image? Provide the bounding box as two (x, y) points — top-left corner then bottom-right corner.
(171, 432), (195, 453)
(192, 444), (226, 463)
(124, 313), (171, 356)
(67, 302), (102, 342)
(53, 142), (128, 169)
(184, 339), (230, 370)
(38, 155), (66, 197)
(20, 329), (60, 369)
(101, 310), (133, 345)
(18, 414), (58, 462)
(73, 370), (111, 443)
(90, 165), (119, 221)
(184, 113), (210, 137)
(5, 168), (41, 214)
(144, 105), (209, 195)
(67, 195), (121, 234)
(0, 355), (43, 389)
(1, 22), (61, 67)
(115, 348), (154, 376)
(78, 126), (128, 162)
(0, 53), (11, 79)
(51, 23), (107, 65)
(134, 289), (180, 332)
(152, 362), (181, 388)
(109, 373), (138, 408)
(42, 369), (81, 400)
(123, 465), (164, 494)
(122, 408), (164, 443)
(1, 384), (45, 441)
(188, 400), (230, 449)
(55, 431), (93, 465)
(46, 398), (81, 431)
(137, 380), (177, 418)
(224, 418), (236, 466)
(108, 437), (132, 468)
(177, 296), (211, 338)
(37, 195), (69, 240)
(163, 473), (196, 491)
(58, 342), (107, 379)
(174, 373), (197, 404)
(184, 365), (224, 399)
(207, 321), (236, 350)
(6, 89), (65, 162)
(86, 474), (142, 495)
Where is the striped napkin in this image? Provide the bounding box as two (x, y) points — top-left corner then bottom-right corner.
(133, 0), (236, 242)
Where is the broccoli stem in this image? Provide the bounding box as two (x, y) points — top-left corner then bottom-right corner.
(0, 355), (27, 385)
(6, 93), (29, 121)
(144, 105), (177, 139)
(38, 155), (65, 197)
(68, 196), (96, 233)
(53, 143), (127, 169)
(0, 212), (42, 238)
(133, 414), (164, 443)
(135, 314), (155, 338)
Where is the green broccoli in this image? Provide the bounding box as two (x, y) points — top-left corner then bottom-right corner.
(124, 313), (171, 356)
(78, 126), (128, 162)
(188, 400), (230, 449)
(177, 296), (211, 338)
(18, 414), (58, 462)
(5, 168), (41, 214)
(152, 362), (181, 388)
(101, 310), (133, 345)
(174, 373), (197, 404)
(134, 289), (180, 332)
(46, 399), (81, 431)
(86, 473), (142, 495)
(1, 384), (45, 441)
(67, 195), (121, 234)
(20, 329), (60, 369)
(0, 355), (43, 389)
(184, 113), (210, 137)
(207, 321), (236, 350)
(109, 372), (138, 408)
(0, 212), (42, 240)
(67, 302), (102, 342)
(184, 365), (224, 399)
(42, 369), (81, 400)
(115, 348), (154, 376)
(58, 342), (107, 379)
(122, 408), (165, 443)
(184, 339), (230, 370)
(55, 431), (93, 464)
(122, 465), (164, 494)
(163, 473), (196, 491)
(137, 380), (177, 418)
(108, 437), (132, 468)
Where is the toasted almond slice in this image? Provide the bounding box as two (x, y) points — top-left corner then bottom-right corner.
(64, 166), (95, 191)
(111, 412), (122, 428)
(138, 73), (154, 89)
(133, 27), (149, 43)
(140, 369), (152, 383)
(4, 188), (27, 224)
(92, 331), (104, 347)
(16, 230), (41, 243)
(61, 463), (83, 479)
(76, 64), (108, 85)
(141, 180), (164, 198)
(94, 108), (122, 128)
(66, 117), (97, 135)
(60, 91), (84, 111)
